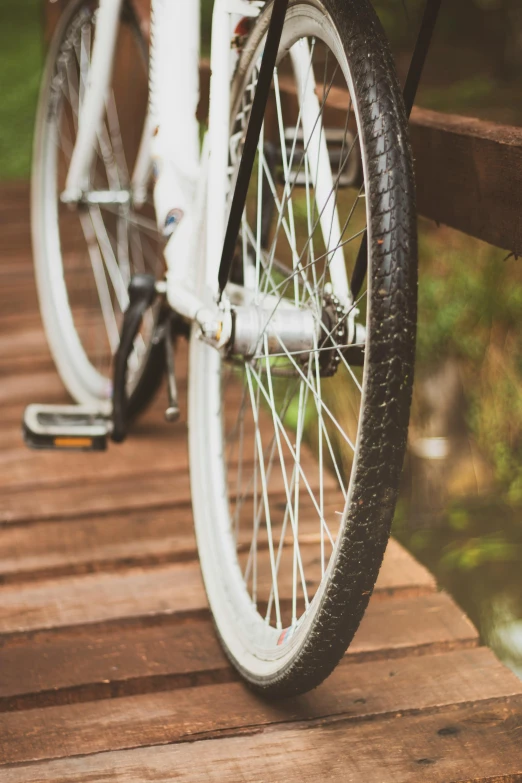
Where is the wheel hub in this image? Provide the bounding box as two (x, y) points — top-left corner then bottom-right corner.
(229, 305), (319, 359)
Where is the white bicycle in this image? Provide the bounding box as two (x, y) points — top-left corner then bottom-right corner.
(25, 0), (423, 695)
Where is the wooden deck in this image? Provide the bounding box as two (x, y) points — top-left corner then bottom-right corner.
(1, 182), (522, 781)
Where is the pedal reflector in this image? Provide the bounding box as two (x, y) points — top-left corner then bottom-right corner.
(23, 405), (110, 451)
(54, 437), (94, 449)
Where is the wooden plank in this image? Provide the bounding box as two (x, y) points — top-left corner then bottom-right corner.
(0, 231), (32, 260)
(0, 316), (54, 377)
(0, 279), (38, 316)
(0, 320), (47, 356)
(0, 507), (197, 581)
(0, 391), (283, 487)
(346, 592), (477, 659)
(0, 496), (435, 595)
(0, 618), (230, 707)
(0, 462), (334, 527)
(0, 558), (445, 638)
(4, 695), (522, 781)
(0, 179), (29, 204)
(0, 426), (187, 492)
(0, 177), (513, 783)
(0, 445), (334, 524)
(375, 538), (436, 597)
(0, 254), (33, 274)
(292, 78), (522, 253)
(0, 590), (477, 705)
(0, 366), (165, 419)
(0, 648), (519, 765)
(0, 311), (41, 333)
(0, 371), (65, 410)
(410, 107), (522, 255)
(0, 563), (206, 635)
(0, 470), (187, 525)
(0, 354), (53, 379)
(0, 385), (324, 481)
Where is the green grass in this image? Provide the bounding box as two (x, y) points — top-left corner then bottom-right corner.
(0, 0), (43, 180)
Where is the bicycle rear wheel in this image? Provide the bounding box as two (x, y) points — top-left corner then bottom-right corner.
(190, 0), (417, 696)
(32, 0), (164, 415)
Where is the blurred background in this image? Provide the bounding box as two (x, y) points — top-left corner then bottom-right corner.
(1, 0), (522, 677)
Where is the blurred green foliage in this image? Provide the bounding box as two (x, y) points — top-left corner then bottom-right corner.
(0, 0), (42, 180)
(201, 0), (213, 54)
(394, 496), (522, 675)
(394, 219), (522, 677)
(415, 221), (522, 499)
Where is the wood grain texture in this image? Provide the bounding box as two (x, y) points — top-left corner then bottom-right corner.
(0, 558), (453, 638)
(0, 430), (331, 526)
(1, 648), (519, 765)
(0, 503), (434, 595)
(0, 427), (186, 491)
(0, 617), (230, 707)
(4, 696), (522, 781)
(410, 108), (522, 255)
(0, 469), (186, 525)
(0, 591), (476, 711)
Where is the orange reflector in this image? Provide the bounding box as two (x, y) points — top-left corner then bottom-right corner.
(54, 437), (93, 449)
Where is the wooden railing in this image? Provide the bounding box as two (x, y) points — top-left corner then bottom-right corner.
(410, 109), (522, 255)
(207, 60), (522, 256)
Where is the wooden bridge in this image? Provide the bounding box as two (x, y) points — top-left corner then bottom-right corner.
(0, 181), (522, 781)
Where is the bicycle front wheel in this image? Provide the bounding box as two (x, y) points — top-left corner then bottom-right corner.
(190, 0), (417, 696)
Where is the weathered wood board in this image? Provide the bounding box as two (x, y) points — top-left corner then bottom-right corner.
(0, 171), (521, 780)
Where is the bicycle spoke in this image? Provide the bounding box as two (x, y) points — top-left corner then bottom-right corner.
(255, 123), (265, 301)
(78, 21), (91, 112)
(263, 336), (310, 617)
(273, 69), (300, 304)
(245, 367), (282, 628)
(79, 212), (120, 354)
(88, 206), (129, 312)
(275, 337), (356, 453)
(242, 221), (279, 297)
(237, 378), (298, 579)
(247, 363), (336, 549)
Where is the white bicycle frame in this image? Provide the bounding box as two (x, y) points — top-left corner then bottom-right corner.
(63, 0), (349, 332)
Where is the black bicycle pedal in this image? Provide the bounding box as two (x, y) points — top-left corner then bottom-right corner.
(23, 404), (110, 451)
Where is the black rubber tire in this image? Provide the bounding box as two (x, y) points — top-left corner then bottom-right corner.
(222, 0), (418, 697)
